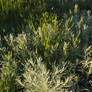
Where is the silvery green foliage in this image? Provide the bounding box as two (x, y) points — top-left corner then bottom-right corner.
(17, 57), (75, 92)
(4, 32), (27, 52)
(0, 32), (28, 92)
(80, 46), (92, 91)
(84, 45), (92, 62)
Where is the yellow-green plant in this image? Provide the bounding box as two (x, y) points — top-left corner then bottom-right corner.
(0, 0), (24, 12)
(32, 11), (83, 64)
(0, 52), (17, 92)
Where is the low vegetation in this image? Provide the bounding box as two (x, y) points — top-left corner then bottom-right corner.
(0, 0), (92, 92)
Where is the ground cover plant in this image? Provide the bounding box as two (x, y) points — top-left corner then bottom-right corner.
(0, 0), (92, 92)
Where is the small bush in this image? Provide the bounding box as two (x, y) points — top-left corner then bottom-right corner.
(17, 57), (75, 92)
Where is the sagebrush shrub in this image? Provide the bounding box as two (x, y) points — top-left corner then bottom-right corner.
(17, 57), (75, 92)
